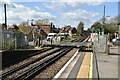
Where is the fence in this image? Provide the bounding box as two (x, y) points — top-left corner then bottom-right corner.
(1, 29), (28, 50)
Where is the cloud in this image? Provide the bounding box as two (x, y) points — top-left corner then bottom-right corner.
(44, 2), (67, 11)
(0, 0), (11, 3)
(53, 9), (99, 29)
(35, 6), (45, 11)
(0, 0), (101, 30)
(63, 9), (99, 20)
(44, 0), (103, 10)
(0, 2), (56, 25)
(66, 2), (103, 8)
(44, 1), (103, 13)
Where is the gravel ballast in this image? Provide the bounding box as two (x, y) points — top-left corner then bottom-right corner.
(34, 48), (78, 79)
(2, 48), (57, 77)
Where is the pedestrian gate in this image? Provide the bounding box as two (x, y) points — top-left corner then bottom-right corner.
(93, 35), (108, 53)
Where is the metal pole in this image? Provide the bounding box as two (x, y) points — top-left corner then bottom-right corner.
(103, 5), (105, 25)
(4, 4), (7, 27)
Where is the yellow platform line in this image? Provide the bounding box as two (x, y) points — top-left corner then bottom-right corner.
(89, 52), (93, 79)
(77, 52), (93, 79)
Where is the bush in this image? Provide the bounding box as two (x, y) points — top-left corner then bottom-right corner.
(3, 39), (15, 50)
(109, 33), (115, 42)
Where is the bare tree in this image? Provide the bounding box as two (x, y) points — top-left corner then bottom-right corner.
(35, 19), (51, 26)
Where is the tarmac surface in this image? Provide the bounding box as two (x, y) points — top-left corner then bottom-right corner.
(96, 46), (119, 79)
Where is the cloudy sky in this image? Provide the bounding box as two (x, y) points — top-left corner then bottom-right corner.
(0, 0), (119, 30)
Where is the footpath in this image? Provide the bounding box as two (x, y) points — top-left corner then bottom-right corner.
(95, 46), (119, 79)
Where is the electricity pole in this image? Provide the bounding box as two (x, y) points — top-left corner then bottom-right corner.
(102, 5), (106, 35)
(103, 5), (105, 25)
(4, 4), (7, 28)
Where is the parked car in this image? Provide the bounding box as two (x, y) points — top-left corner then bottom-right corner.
(112, 36), (120, 46)
(47, 33), (57, 41)
(58, 33), (65, 39)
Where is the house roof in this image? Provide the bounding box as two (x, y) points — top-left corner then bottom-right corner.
(40, 25), (52, 35)
(18, 26), (35, 34)
(40, 25), (51, 26)
(69, 27), (76, 31)
(7, 26), (15, 29)
(65, 27), (71, 32)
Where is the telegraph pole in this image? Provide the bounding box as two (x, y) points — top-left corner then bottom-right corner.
(102, 5), (106, 35)
(4, 4), (7, 27)
(103, 5), (106, 25)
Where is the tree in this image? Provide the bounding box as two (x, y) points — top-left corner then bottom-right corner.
(77, 21), (84, 35)
(104, 23), (117, 34)
(13, 24), (19, 30)
(35, 19), (51, 26)
(97, 16), (119, 34)
(18, 21), (28, 26)
(2, 23), (7, 29)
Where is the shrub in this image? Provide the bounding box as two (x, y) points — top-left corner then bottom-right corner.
(3, 39), (15, 50)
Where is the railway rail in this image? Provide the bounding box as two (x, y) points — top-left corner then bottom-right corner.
(2, 47), (64, 79)
(2, 36), (90, 80)
(70, 36), (88, 42)
(12, 47), (73, 80)
(3, 47), (54, 68)
(2, 47), (73, 80)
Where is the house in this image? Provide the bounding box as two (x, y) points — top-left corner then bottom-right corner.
(31, 25), (47, 39)
(40, 25), (53, 35)
(59, 26), (71, 33)
(68, 27), (77, 36)
(18, 25), (47, 41)
(7, 25), (19, 31)
(39, 23), (55, 35)
(59, 26), (77, 36)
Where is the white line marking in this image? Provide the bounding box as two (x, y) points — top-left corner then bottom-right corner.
(52, 50), (79, 79)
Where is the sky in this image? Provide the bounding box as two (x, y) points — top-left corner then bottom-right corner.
(0, 0), (119, 30)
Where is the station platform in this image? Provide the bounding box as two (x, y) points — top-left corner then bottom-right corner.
(53, 46), (119, 79)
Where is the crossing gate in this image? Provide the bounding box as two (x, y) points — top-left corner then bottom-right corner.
(93, 35), (108, 53)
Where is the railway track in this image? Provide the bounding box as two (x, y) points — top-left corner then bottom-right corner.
(2, 47), (73, 80)
(3, 47), (54, 68)
(70, 36), (88, 42)
(2, 36), (90, 79)
(12, 47), (73, 80)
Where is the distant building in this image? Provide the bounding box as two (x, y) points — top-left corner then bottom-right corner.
(18, 25), (47, 41)
(7, 25), (19, 31)
(68, 27), (77, 36)
(40, 23), (54, 35)
(59, 26), (77, 36)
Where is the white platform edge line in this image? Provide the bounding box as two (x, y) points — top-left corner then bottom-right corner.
(52, 50), (79, 79)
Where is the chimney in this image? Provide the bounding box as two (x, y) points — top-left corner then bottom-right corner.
(51, 23), (53, 27)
